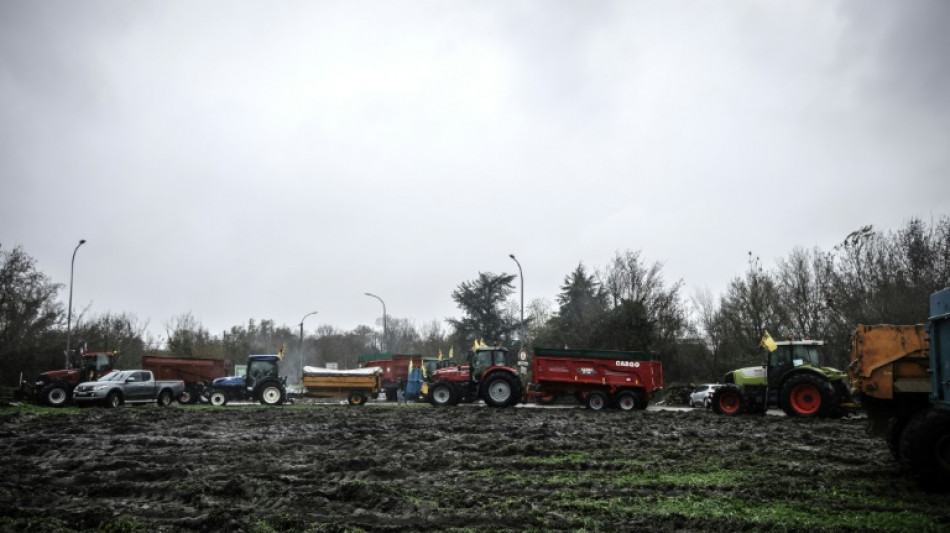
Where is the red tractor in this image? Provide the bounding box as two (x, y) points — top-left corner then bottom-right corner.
(19, 347), (116, 407)
(426, 346), (522, 408)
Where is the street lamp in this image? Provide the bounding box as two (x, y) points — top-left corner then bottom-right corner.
(509, 254), (525, 344)
(65, 239), (87, 368)
(299, 311), (318, 382)
(364, 292), (387, 352)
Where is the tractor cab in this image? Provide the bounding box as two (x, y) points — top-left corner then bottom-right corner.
(77, 352), (116, 382)
(470, 347), (509, 383)
(767, 341), (823, 388)
(244, 355), (281, 390)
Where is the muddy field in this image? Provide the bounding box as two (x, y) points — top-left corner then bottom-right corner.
(0, 402), (948, 532)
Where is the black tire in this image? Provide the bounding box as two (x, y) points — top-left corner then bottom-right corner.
(711, 385), (744, 416)
(178, 386), (200, 405)
(41, 383), (70, 407)
(105, 391), (123, 409)
(888, 416), (912, 461)
(481, 372), (520, 408)
(587, 390), (608, 411)
(209, 391), (228, 406)
(616, 391), (639, 411)
(258, 384), (284, 406)
(780, 373), (837, 418)
(385, 387), (397, 402)
(348, 391), (367, 406)
(429, 383), (456, 407)
(157, 390), (174, 407)
(899, 409), (950, 492)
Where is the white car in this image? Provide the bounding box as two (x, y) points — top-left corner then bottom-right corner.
(689, 384), (721, 408)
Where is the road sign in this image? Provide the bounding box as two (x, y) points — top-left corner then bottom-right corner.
(518, 350), (528, 361)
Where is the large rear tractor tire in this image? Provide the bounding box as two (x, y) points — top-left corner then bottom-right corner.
(41, 383), (70, 407)
(258, 385), (284, 406)
(616, 391), (639, 411)
(347, 391), (367, 406)
(209, 391), (228, 406)
(428, 383), (456, 407)
(780, 374), (837, 418)
(481, 373), (520, 408)
(899, 408), (950, 492)
(586, 390), (608, 411)
(711, 385), (745, 416)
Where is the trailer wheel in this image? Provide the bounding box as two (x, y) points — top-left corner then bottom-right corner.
(899, 408), (950, 492)
(41, 383), (69, 407)
(616, 392), (639, 411)
(780, 374), (836, 418)
(348, 391), (367, 406)
(587, 390), (608, 411)
(482, 373), (519, 408)
(259, 385), (283, 405)
(209, 391), (228, 406)
(157, 390), (174, 407)
(429, 383), (456, 407)
(711, 385), (744, 416)
(106, 391), (123, 409)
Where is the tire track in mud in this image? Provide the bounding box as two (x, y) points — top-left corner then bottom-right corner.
(0, 405), (945, 532)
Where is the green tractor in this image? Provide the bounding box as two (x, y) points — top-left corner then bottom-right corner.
(711, 339), (855, 418)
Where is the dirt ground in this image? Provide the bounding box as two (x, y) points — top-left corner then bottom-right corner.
(0, 402), (948, 533)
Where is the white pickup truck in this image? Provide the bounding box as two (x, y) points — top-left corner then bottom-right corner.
(72, 370), (185, 408)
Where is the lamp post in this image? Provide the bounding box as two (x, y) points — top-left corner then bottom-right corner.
(299, 311), (318, 383)
(65, 239), (87, 368)
(364, 292), (387, 352)
(509, 254), (524, 344)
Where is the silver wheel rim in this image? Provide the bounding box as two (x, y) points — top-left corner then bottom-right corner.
(262, 387), (281, 404)
(488, 381), (511, 403)
(433, 387), (450, 404)
(619, 396), (635, 410)
(211, 393), (225, 406)
(590, 395), (605, 410)
(49, 388), (67, 405)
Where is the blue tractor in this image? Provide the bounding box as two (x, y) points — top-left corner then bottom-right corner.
(208, 354), (287, 406)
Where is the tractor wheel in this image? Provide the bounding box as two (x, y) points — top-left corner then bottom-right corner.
(209, 391), (228, 406)
(780, 374), (836, 418)
(348, 391), (367, 406)
(899, 408), (950, 492)
(888, 416), (912, 460)
(587, 390), (608, 411)
(482, 373), (520, 408)
(157, 390), (174, 407)
(179, 386), (200, 405)
(41, 383), (70, 407)
(105, 391), (123, 409)
(711, 385), (744, 416)
(429, 383), (456, 407)
(616, 391), (639, 411)
(258, 385), (284, 405)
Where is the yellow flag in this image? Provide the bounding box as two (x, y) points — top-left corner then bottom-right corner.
(761, 330), (778, 352)
(278, 344), (286, 360)
(449, 346), (454, 360)
(472, 339), (480, 351)
(408, 359), (414, 373)
(438, 349), (444, 361)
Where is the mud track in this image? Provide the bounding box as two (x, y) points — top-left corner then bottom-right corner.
(0, 404), (947, 532)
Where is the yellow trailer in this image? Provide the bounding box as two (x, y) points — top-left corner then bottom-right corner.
(301, 366), (382, 406)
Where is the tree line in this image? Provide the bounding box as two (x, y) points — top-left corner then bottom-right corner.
(1, 216), (948, 387)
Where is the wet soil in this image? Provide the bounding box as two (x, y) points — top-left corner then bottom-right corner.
(0, 403), (947, 532)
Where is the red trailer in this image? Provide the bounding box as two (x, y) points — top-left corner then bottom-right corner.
(142, 356), (232, 404)
(358, 352), (423, 401)
(528, 347), (663, 410)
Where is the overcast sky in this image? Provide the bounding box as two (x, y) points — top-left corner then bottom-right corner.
(2, 1), (948, 343)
